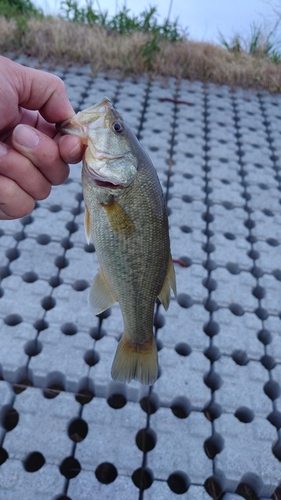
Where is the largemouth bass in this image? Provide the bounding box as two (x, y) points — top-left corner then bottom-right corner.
(58, 98), (176, 385)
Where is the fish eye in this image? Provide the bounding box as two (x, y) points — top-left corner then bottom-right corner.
(113, 121), (123, 133)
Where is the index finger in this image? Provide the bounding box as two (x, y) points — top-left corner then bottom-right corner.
(2, 56), (75, 124)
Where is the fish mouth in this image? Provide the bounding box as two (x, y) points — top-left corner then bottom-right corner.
(94, 179), (121, 189)
(83, 162), (124, 189)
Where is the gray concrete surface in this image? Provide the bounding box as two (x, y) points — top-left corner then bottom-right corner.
(0, 54), (280, 499)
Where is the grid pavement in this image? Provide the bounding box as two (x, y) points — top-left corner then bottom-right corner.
(0, 54), (280, 499)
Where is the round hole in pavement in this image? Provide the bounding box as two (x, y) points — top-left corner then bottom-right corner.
(0, 447), (8, 466)
(180, 225), (192, 233)
(204, 432), (224, 459)
(224, 232), (236, 240)
(204, 345), (221, 362)
(204, 475), (223, 499)
(136, 428), (156, 452)
(75, 388), (94, 405)
(222, 201), (234, 210)
(55, 255), (69, 269)
(24, 340), (43, 357)
(229, 303), (244, 316)
(273, 269), (281, 281)
(65, 221), (78, 234)
(33, 319), (48, 332)
(0, 260), (8, 281)
(61, 323), (78, 335)
(36, 234), (51, 245)
(2, 408), (19, 431)
(257, 329), (272, 345)
(6, 248), (20, 261)
(132, 467), (153, 490)
(182, 195), (193, 203)
(84, 349), (100, 367)
(202, 241), (216, 253)
(140, 394), (159, 415)
(20, 215), (33, 226)
(49, 275), (63, 288)
(203, 320), (220, 337)
(232, 349), (249, 365)
(260, 354), (276, 370)
(175, 343), (191, 357)
(202, 277), (217, 291)
(264, 380), (280, 400)
(41, 296), (56, 311)
(95, 462), (117, 484)
(68, 418), (88, 442)
(13, 376), (33, 394)
(24, 452), (45, 473)
(22, 271), (38, 283)
(236, 472), (263, 498)
(49, 204), (61, 212)
(60, 456), (81, 479)
(248, 249), (260, 260)
(226, 262), (241, 275)
(235, 406), (254, 423)
(107, 393), (127, 409)
(89, 326), (106, 340)
(266, 238), (279, 247)
(263, 208), (274, 217)
(168, 471), (190, 494)
(43, 383), (64, 399)
(203, 259), (217, 271)
(72, 280), (89, 291)
(177, 293), (193, 308)
(202, 211), (214, 223)
(254, 307), (268, 320)
(154, 312), (165, 329)
(204, 298), (219, 313)
(75, 192), (83, 202)
(204, 371), (222, 391)
(60, 237), (73, 250)
(251, 266), (263, 278)
(171, 396), (191, 419)
(4, 314), (22, 326)
(84, 243), (95, 253)
(267, 411), (281, 430)
(204, 401), (222, 422)
(252, 285), (266, 299)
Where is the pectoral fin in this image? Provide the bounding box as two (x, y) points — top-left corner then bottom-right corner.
(89, 269), (117, 314)
(158, 254), (177, 310)
(102, 199), (134, 236)
(84, 205), (91, 244)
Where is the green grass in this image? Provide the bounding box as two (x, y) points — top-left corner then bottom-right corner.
(0, 0), (42, 18)
(219, 21), (281, 64)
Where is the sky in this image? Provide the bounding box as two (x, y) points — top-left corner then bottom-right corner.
(34, 0), (280, 45)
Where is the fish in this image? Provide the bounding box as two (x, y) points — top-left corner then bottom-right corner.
(57, 97), (176, 385)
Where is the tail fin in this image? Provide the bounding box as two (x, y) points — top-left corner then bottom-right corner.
(111, 334), (158, 386)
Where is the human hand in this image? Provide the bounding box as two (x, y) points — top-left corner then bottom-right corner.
(0, 56), (84, 220)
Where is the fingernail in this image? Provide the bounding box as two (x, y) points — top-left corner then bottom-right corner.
(69, 141), (81, 160)
(0, 143), (8, 156)
(14, 125), (39, 149)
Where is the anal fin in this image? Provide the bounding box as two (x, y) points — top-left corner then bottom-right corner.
(89, 269), (117, 315)
(158, 254), (177, 310)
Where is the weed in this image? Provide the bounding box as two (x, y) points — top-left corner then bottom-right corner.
(0, 0), (42, 18)
(219, 21), (281, 63)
